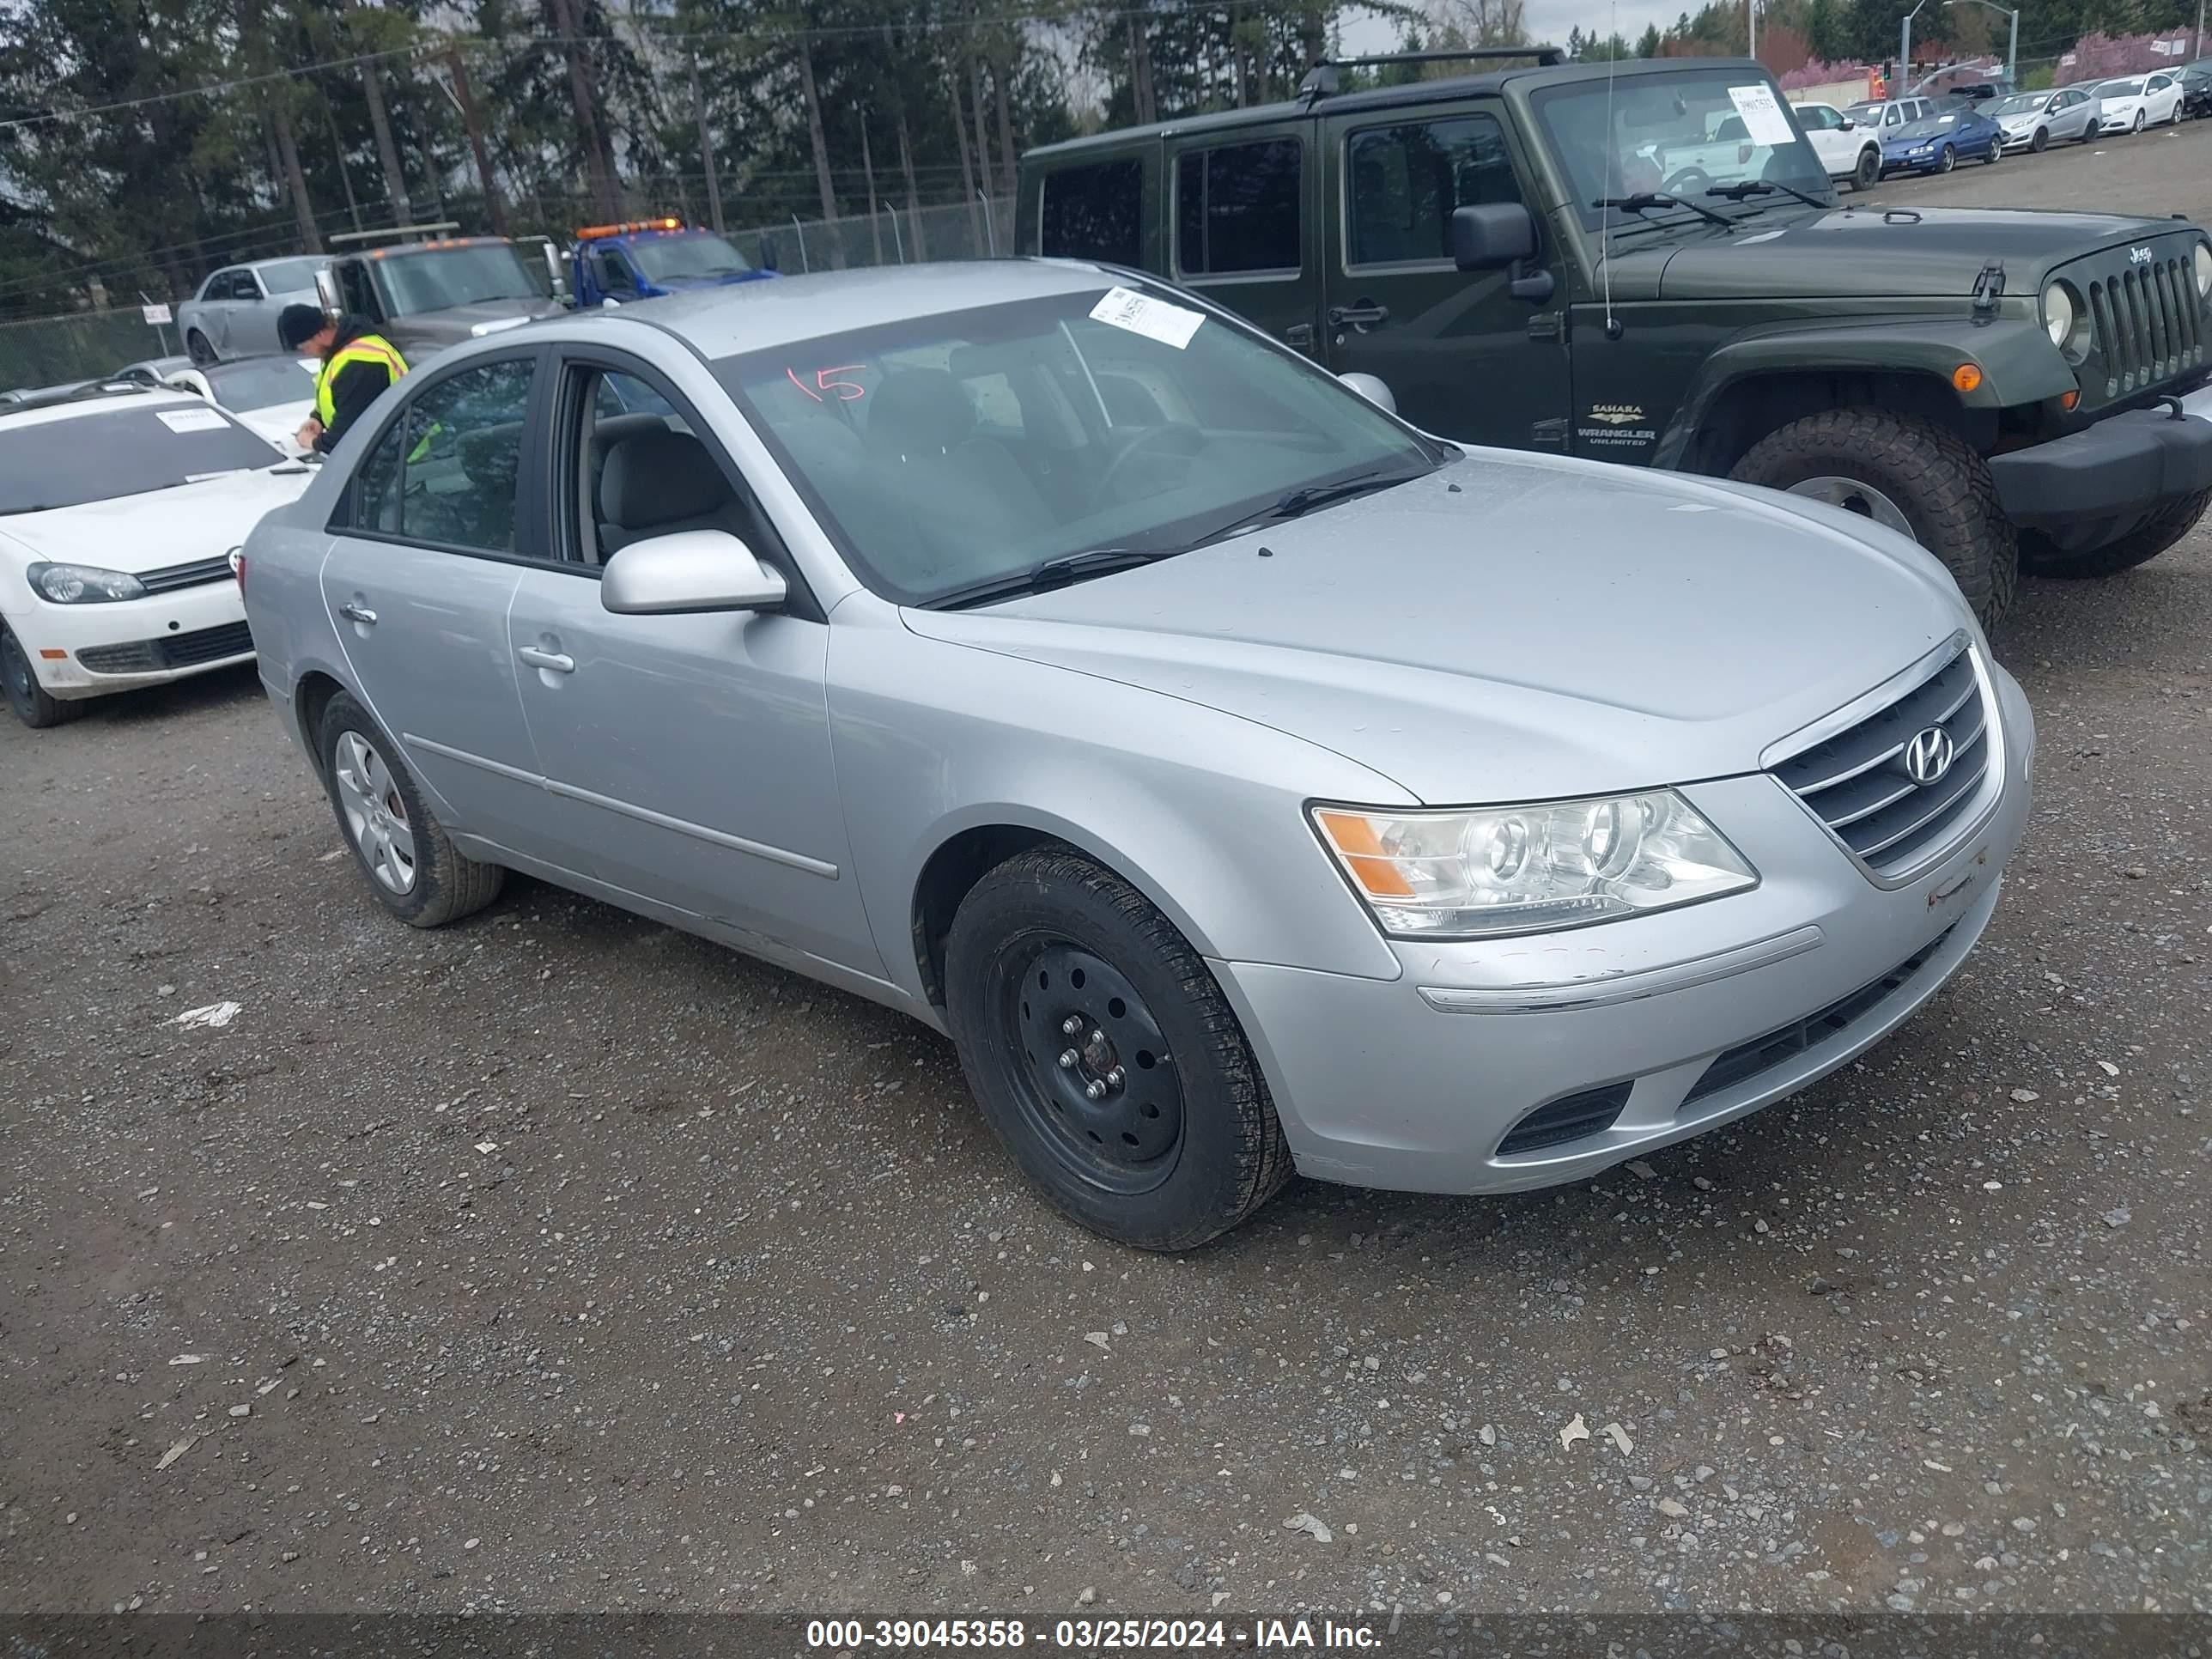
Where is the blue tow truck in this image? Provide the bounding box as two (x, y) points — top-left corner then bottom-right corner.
(567, 216), (776, 307)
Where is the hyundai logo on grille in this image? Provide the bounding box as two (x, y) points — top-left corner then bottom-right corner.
(1904, 726), (1957, 787)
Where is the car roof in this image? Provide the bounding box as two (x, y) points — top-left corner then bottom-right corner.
(0, 383), (203, 429)
(1024, 55), (1767, 160)
(618, 258), (1131, 357)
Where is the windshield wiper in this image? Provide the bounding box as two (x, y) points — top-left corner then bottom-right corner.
(1594, 192), (1735, 230)
(1706, 179), (1832, 210)
(925, 547), (1183, 611)
(1191, 468), (1420, 546)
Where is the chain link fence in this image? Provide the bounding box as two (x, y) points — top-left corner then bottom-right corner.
(0, 308), (180, 395)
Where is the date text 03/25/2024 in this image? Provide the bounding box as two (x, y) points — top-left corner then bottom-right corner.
(804, 1618), (1381, 1650)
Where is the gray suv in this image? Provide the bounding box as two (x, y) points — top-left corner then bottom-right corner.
(240, 260), (2034, 1249)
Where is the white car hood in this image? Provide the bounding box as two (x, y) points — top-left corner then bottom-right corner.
(234, 400), (314, 456)
(0, 465), (313, 574)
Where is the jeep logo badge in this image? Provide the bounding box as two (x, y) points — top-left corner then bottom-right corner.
(1905, 726), (1957, 787)
(2129, 245), (2154, 265)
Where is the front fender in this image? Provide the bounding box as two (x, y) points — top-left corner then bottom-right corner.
(1655, 312), (2074, 468)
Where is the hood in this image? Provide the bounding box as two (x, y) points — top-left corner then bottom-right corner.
(234, 400), (313, 455)
(382, 296), (565, 356)
(0, 465), (313, 574)
(901, 453), (1969, 805)
(1652, 204), (2191, 300)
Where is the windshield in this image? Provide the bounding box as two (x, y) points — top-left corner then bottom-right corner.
(379, 245), (541, 315)
(258, 257), (323, 295)
(0, 404), (276, 514)
(1844, 101), (1885, 123)
(1990, 94), (2045, 115)
(199, 356), (319, 410)
(1534, 69), (1834, 233)
(714, 287), (1439, 605)
(629, 233), (752, 283)
(2098, 77), (2145, 95)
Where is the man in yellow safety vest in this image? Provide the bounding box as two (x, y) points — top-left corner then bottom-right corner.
(278, 303), (410, 456)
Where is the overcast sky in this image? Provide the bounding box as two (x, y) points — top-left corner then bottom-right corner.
(1338, 0), (1707, 57)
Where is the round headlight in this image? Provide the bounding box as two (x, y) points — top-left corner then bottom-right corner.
(2043, 281), (2074, 349)
(2195, 241), (2211, 298)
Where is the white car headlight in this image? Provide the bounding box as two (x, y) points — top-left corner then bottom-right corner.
(2043, 281), (2075, 349)
(2195, 241), (2211, 298)
(26, 561), (146, 604)
(1312, 791), (1757, 939)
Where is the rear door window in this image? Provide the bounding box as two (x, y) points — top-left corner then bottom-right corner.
(1175, 138), (1302, 276)
(1039, 159), (1144, 266)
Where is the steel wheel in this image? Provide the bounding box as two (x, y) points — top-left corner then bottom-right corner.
(332, 729), (417, 894)
(1000, 939), (1184, 1198)
(1785, 475), (1916, 539)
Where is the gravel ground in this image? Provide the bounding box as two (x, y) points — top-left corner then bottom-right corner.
(2, 137), (2209, 1620)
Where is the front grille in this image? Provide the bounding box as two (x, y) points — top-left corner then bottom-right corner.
(1496, 1082), (1632, 1158)
(136, 556), (235, 595)
(2069, 245), (2207, 406)
(1772, 647), (1990, 878)
(77, 620), (252, 675)
(1680, 925), (1956, 1108)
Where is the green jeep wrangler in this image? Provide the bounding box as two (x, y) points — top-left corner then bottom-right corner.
(1016, 51), (2212, 624)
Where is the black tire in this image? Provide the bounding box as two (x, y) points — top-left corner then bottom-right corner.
(944, 847), (1291, 1251)
(2020, 489), (2209, 579)
(1851, 146), (1881, 190)
(316, 690), (503, 928)
(1981, 139), (2000, 163)
(2132, 109), (2145, 132)
(2031, 127), (2048, 152)
(0, 622), (85, 729)
(1936, 143), (1957, 173)
(1729, 408), (2020, 628)
(185, 330), (216, 366)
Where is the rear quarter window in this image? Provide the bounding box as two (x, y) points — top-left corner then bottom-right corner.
(1039, 159), (1145, 266)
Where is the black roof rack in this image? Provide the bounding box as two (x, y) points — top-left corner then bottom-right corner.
(1297, 46), (1565, 105)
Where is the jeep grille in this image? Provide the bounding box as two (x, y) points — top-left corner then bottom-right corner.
(2069, 245), (2206, 406)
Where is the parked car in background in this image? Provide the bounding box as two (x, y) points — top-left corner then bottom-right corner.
(319, 234), (568, 364)
(1989, 87), (2100, 149)
(241, 260), (2035, 1249)
(1843, 94), (1941, 137)
(2094, 73), (2185, 131)
(108, 355), (193, 388)
(2178, 63), (2212, 119)
(1879, 101), (2005, 173)
(0, 386), (311, 727)
(565, 216), (776, 307)
(164, 354), (321, 455)
(1789, 101), (1885, 191)
(176, 256), (327, 365)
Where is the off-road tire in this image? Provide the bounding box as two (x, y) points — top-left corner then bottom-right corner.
(316, 690), (504, 928)
(944, 847), (1291, 1251)
(1729, 408), (2019, 627)
(2020, 489), (2209, 579)
(1, 622), (84, 729)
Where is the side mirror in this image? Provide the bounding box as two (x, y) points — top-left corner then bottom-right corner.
(313, 266), (342, 320)
(1450, 202), (1536, 272)
(1839, 116), (1856, 130)
(600, 528), (787, 616)
(541, 241), (571, 303)
(1338, 372), (1396, 414)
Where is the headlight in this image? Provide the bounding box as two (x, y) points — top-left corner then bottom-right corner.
(2195, 241), (2211, 298)
(2043, 281), (2074, 349)
(1312, 790), (1757, 939)
(26, 561), (146, 604)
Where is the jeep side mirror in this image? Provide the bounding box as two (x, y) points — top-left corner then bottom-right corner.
(1450, 203), (1553, 303)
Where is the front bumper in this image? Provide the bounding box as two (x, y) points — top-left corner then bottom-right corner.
(1988, 382), (2212, 549)
(1211, 664), (2034, 1195)
(3, 577), (252, 701)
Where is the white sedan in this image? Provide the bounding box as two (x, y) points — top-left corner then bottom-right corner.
(0, 387), (312, 727)
(164, 353), (322, 456)
(2094, 72), (2185, 131)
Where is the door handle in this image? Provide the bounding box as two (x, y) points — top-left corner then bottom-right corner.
(1327, 301), (1390, 328)
(517, 645), (574, 674)
(338, 601), (377, 626)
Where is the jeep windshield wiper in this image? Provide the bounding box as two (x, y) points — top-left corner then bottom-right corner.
(924, 547), (1183, 611)
(1706, 179), (1831, 210)
(1594, 192), (1735, 230)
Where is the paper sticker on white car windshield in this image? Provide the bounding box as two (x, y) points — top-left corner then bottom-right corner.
(1090, 286), (1205, 349)
(1728, 83), (1799, 147)
(155, 406), (229, 434)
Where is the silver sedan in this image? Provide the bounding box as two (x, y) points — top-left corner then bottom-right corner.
(240, 261), (2033, 1249)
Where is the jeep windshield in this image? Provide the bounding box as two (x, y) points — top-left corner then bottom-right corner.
(1535, 69), (1835, 235)
(714, 287), (1443, 606)
(379, 245), (543, 315)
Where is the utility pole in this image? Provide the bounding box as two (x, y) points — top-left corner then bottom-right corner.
(446, 47), (506, 235)
(1900, 0), (1929, 94)
(689, 51), (723, 234)
(1748, 0), (1757, 63)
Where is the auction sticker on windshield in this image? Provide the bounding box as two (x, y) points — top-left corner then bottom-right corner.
(1091, 285), (1205, 349)
(155, 407), (230, 434)
(1727, 83), (1797, 147)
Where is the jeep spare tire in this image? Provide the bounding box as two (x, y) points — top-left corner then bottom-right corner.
(1729, 409), (2019, 628)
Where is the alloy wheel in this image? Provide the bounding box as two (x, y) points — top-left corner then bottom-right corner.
(332, 730), (418, 894)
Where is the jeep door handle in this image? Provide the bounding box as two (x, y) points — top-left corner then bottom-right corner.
(1327, 301), (1390, 328)
(338, 601), (377, 626)
(516, 645), (574, 674)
